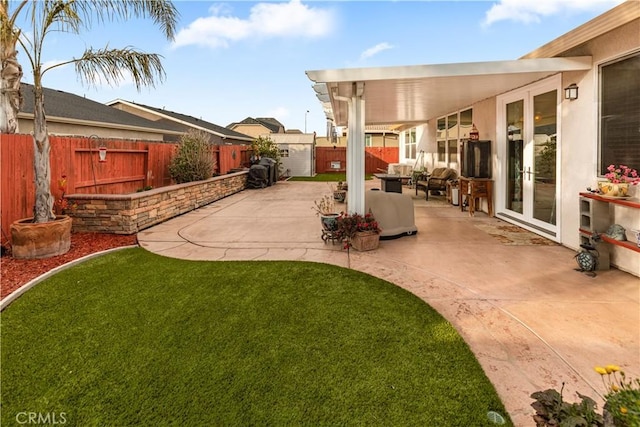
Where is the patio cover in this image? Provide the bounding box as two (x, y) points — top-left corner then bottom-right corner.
(305, 56), (592, 213)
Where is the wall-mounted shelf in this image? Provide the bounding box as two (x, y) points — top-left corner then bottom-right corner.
(579, 192), (640, 255)
(579, 192), (640, 209)
(579, 228), (640, 254)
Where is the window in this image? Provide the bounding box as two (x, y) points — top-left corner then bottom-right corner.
(436, 118), (446, 162)
(404, 128), (417, 160)
(279, 149), (289, 158)
(436, 109), (471, 164)
(599, 51), (640, 175)
(365, 134), (372, 147)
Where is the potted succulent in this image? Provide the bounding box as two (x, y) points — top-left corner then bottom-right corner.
(335, 210), (382, 251)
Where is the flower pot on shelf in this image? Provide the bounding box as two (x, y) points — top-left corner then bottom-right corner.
(598, 181), (630, 197)
(10, 215), (72, 259)
(350, 230), (380, 251)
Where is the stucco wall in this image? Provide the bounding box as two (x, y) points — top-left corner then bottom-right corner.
(558, 19), (640, 275)
(230, 125), (269, 139)
(67, 172), (248, 234)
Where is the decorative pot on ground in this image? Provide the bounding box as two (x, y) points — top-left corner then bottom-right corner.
(10, 215), (72, 259)
(333, 190), (346, 203)
(350, 230), (380, 251)
(320, 213), (340, 244)
(320, 213), (339, 231)
(598, 181), (630, 197)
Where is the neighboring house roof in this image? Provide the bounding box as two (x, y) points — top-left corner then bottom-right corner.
(255, 117), (285, 132)
(107, 100), (254, 142)
(18, 83), (184, 135)
(227, 117), (285, 133)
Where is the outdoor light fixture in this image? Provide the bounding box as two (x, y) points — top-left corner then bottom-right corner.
(564, 83), (579, 100)
(98, 144), (107, 162)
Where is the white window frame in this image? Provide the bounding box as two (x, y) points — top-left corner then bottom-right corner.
(404, 128), (417, 161)
(435, 108), (472, 167)
(597, 49), (640, 176)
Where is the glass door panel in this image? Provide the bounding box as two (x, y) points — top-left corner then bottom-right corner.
(506, 100), (524, 214)
(532, 90), (557, 225)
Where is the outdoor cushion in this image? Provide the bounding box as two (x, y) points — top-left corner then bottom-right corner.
(416, 167), (457, 200)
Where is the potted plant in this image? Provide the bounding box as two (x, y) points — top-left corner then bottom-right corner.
(312, 194), (338, 232)
(598, 164), (639, 197)
(333, 181), (347, 203)
(1, 1), (178, 259)
(335, 210), (382, 251)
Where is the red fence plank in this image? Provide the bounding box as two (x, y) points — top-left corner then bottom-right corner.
(315, 147), (399, 174)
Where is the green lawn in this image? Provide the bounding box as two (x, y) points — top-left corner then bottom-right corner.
(1, 248), (511, 426)
(289, 173), (374, 181)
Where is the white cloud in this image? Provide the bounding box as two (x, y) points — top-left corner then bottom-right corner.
(360, 42), (394, 60)
(267, 106), (289, 119)
(173, 0), (334, 49)
(482, 0), (625, 26)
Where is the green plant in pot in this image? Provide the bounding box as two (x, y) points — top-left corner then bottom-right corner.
(1, 0), (178, 258)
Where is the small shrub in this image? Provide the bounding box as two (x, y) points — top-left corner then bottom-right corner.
(531, 365), (640, 427)
(531, 385), (603, 427)
(251, 136), (280, 162)
(169, 130), (216, 183)
(596, 365), (640, 427)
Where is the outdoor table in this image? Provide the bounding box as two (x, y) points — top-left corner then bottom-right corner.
(373, 173), (411, 193)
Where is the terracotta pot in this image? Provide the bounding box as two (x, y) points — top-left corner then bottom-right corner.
(351, 230), (380, 251)
(10, 215), (72, 259)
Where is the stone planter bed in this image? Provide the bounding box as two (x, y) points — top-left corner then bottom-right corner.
(67, 171), (248, 234)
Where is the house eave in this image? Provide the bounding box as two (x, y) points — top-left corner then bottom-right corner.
(521, 1), (640, 59)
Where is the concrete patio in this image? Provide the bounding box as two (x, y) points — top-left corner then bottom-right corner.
(138, 180), (639, 426)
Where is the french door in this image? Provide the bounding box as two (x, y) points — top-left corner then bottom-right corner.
(497, 76), (560, 237)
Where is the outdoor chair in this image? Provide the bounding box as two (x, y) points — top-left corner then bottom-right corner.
(415, 167), (458, 200)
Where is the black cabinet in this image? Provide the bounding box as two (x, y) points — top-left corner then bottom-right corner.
(461, 140), (492, 178)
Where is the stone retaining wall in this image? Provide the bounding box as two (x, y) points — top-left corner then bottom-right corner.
(67, 172), (248, 234)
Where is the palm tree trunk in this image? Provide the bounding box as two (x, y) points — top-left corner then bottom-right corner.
(32, 84), (55, 222)
(0, 0), (22, 133)
(0, 46), (22, 134)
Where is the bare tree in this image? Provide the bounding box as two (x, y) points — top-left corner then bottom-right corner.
(0, 0), (179, 222)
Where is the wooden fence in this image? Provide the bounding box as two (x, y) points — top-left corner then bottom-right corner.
(315, 146), (399, 174)
(0, 134), (251, 241)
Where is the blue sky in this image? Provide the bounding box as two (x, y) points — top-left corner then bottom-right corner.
(17, 0), (624, 136)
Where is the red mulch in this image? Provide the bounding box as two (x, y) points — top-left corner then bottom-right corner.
(1, 233), (138, 299)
